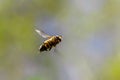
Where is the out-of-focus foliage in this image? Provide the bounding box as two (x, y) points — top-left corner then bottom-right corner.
(0, 0), (65, 80)
(96, 54), (120, 80)
(0, 0), (120, 80)
(0, 0), (65, 57)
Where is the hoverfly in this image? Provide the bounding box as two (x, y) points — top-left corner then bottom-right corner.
(35, 29), (62, 52)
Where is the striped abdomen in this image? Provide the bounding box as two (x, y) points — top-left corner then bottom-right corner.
(39, 36), (62, 52)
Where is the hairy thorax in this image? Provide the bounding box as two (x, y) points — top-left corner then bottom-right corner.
(44, 36), (61, 48)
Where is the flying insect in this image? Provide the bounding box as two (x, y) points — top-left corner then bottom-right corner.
(35, 29), (62, 52)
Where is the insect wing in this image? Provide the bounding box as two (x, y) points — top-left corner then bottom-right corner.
(35, 29), (51, 38)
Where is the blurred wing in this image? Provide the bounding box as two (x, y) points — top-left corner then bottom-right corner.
(35, 29), (51, 38)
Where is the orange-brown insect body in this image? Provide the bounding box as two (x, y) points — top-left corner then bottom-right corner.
(39, 36), (62, 52)
(35, 29), (62, 52)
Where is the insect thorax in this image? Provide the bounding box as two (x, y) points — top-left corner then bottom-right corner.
(44, 36), (61, 48)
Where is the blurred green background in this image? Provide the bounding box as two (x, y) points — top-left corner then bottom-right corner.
(0, 0), (120, 80)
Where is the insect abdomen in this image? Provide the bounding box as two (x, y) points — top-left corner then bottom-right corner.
(39, 36), (61, 52)
(39, 41), (53, 52)
(39, 45), (47, 52)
